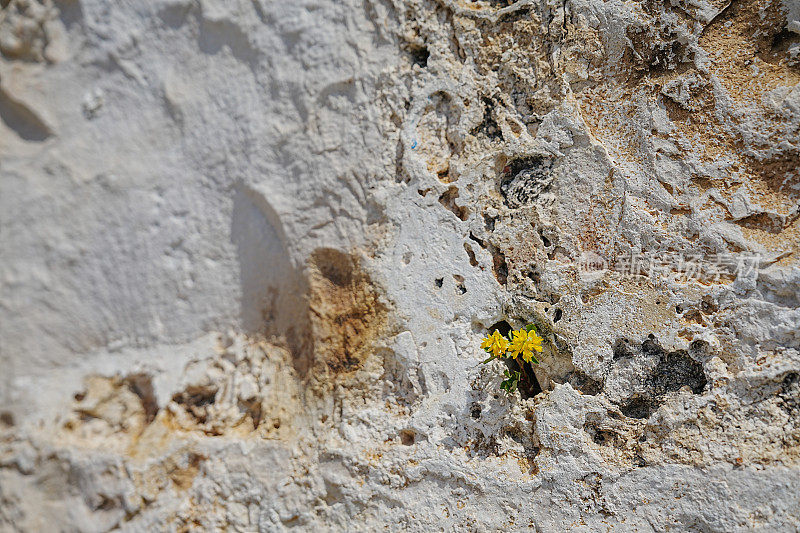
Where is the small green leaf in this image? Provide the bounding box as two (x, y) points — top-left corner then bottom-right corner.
(500, 370), (521, 393)
(524, 324), (537, 333)
(500, 378), (516, 393)
(481, 354), (498, 364)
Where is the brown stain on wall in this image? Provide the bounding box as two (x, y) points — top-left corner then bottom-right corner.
(303, 248), (389, 376)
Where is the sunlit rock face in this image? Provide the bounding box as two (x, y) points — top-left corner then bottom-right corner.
(1, 0), (799, 530)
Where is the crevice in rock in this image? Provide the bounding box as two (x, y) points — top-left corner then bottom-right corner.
(619, 396), (652, 420)
(469, 233), (507, 283)
(538, 229), (551, 248)
(505, 356), (543, 399)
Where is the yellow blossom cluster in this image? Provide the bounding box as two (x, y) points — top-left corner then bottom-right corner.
(480, 326), (543, 364)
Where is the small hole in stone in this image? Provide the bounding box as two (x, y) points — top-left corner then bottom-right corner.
(539, 232), (551, 247)
(74, 391), (86, 402)
(438, 186), (468, 220)
(400, 429), (416, 445)
(553, 308), (563, 322)
(0, 412), (14, 427)
(488, 320), (511, 337)
(464, 243), (479, 267)
(491, 248), (508, 285)
(435, 277), (444, 288)
(676, 305), (683, 314)
(409, 46), (430, 68)
(470, 403), (482, 419)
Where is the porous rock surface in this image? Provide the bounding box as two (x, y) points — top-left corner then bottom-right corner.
(1, 0), (799, 531)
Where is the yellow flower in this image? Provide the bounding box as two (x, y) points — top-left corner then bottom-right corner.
(508, 328), (543, 363)
(507, 330), (526, 360)
(480, 330), (509, 357)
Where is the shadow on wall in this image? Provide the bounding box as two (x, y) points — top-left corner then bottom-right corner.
(0, 88), (53, 142)
(231, 186), (389, 378)
(231, 185), (309, 357)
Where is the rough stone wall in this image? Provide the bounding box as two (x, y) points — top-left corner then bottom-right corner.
(1, 0), (799, 531)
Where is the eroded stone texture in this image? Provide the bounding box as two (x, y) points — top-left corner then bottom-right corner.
(1, 0), (799, 531)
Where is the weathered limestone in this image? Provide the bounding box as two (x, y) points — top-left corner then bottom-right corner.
(1, 0), (799, 530)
